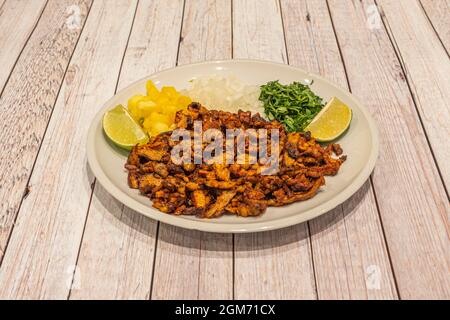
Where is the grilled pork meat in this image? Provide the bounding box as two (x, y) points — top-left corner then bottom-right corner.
(125, 103), (346, 218)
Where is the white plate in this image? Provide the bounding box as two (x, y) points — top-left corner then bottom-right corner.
(87, 60), (378, 233)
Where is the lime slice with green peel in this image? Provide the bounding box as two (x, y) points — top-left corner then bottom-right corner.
(304, 97), (352, 142)
(103, 104), (149, 150)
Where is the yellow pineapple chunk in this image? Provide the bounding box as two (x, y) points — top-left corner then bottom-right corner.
(146, 80), (159, 100)
(150, 122), (170, 136)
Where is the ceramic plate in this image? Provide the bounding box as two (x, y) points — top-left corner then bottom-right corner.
(86, 60), (378, 233)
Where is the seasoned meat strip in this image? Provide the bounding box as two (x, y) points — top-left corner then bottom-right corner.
(125, 103), (346, 218)
(204, 191), (237, 218)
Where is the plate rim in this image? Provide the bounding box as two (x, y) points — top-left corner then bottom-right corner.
(86, 59), (379, 233)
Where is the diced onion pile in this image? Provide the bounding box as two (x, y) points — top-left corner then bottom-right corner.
(183, 74), (264, 116)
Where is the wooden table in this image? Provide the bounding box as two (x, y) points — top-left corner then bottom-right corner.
(0, 0), (448, 300)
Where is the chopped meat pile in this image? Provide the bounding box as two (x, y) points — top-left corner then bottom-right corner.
(125, 102), (346, 218)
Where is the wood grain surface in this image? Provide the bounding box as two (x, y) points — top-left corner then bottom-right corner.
(378, 0), (450, 191)
(281, 0), (397, 300)
(233, 0), (315, 300)
(151, 0), (233, 300)
(328, 0), (449, 299)
(0, 0), (132, 299)
(0, 0), (448, 300)
(0, 0), (91, 264)
(70, 0), (183, 300)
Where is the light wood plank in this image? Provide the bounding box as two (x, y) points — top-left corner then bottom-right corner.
(70, 188), (157, 299)
(377, 0), (450, 190)
(233, 0), (316, 299)
(0, 0), (91, 263)
(281, 0), (397, 299)
(178, 0), (232, 65)
(328, 0), (450, 299)
(153, 226), (203, 300)
(112, 0), (184, 89)
(153, 226), (233, 300)
(0, 0), (47, 93)
(420, 0), (450, 53)
(0, 0), (136, 299)
(151, 0), (233, 300)
(233, 0), (287, 63)
(71, 0), (184, 300)
(309, 185), (397, 299)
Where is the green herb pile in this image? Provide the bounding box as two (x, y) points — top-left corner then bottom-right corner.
(259, 81), (324, 132)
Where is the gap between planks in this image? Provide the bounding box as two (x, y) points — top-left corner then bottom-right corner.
(418, 0), (450, 56)
(284, 0), (397, 299)
(150, 0), (234, 300)
(0, 0), (48, 100)
(67, 0), (141, 300)
(327, 0), (449, 299)
(375, 0), (450, 197)
(149, 0), (187, 300)
(70, 0), (186, 300)
(0, 0), (446, 300)
(0, 0), (93, 267)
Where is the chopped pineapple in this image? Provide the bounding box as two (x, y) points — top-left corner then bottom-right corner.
(155, 93), (170, 106)
(177, 95), (192, 109)
(146, 80), (159, 99)
(149, 112), (171, 126)
(128, 95), (152, 120)
(161, 86), (179, 98)
(150, 122), (170, 136)
(128, 80), (193, 136)
(137, 100), (158, 118)
(163, 105), (178, 122)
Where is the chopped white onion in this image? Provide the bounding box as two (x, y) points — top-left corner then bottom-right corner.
(183, 74), (265, 116)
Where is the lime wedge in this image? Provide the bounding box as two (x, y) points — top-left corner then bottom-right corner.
(103, 105), (149, 150)
(305, 97), (352, 142)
